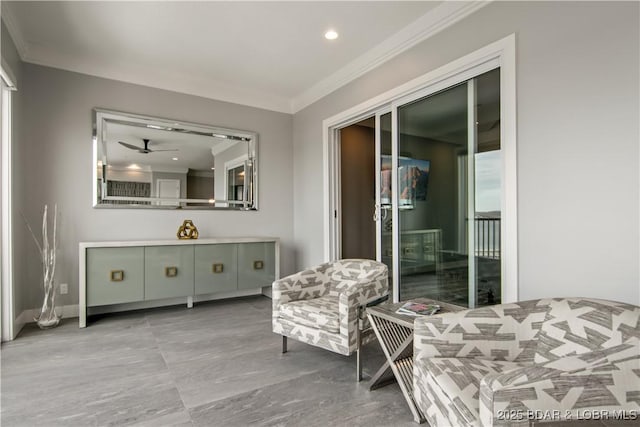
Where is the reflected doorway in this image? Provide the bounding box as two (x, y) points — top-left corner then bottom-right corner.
(339, 118), (376, 260)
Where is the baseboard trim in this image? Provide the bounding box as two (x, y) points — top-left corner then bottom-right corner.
(261, 286), (272, 298)
(15, 289), (272, 331)
(15, 304), (80, 327)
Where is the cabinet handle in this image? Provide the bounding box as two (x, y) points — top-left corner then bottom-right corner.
(165, 266), (178, 277)
(253, 260), (264, 270)
(110, 270), (124, 282)
(212, 263), (224, 273)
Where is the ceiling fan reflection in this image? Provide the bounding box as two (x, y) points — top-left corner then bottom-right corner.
(118, 138), (178, 154)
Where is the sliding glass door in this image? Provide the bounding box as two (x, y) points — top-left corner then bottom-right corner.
(393, 69), (501, 307)
(375, 112), (393, 289)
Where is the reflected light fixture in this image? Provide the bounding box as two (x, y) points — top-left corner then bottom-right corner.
(128, 164), (141, 170)
(324, 29), (338, 40)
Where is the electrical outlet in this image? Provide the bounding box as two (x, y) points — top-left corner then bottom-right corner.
(59, 283), (68, 295)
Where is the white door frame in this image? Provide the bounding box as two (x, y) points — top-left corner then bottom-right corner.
(223, 154), (249, 208)
(373, 109), (392, 264)
(1, 64), (17, 341)
(323, 34), (518, 303)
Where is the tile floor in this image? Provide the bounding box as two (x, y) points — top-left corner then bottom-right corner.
(1, 296), (414, 426)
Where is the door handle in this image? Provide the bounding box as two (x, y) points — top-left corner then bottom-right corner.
(374, 204), (390, 221)
(373, 204), (380, 222)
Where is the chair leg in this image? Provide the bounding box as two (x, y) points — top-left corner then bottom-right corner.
(357, 346), (362, 382)
(282, 336), (287, 353)
(356, 315), (362, 382)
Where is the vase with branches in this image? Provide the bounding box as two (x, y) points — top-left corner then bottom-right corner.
(24, 204), (61, 329)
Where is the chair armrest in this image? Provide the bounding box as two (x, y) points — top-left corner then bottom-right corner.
(272, 264), (332, 318)
(338, 274), (389, 337)
(414, 300), (550, 363)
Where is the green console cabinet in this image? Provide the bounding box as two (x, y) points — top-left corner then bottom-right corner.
(145, 246), (195, 300)
(80, 238), (279, 327)
(86, 247), (144, 306)
(195, 244), (238, 294)
(238, 242), (276, 289)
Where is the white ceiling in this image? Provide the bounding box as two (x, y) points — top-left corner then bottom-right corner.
(2, 1), (486, 113)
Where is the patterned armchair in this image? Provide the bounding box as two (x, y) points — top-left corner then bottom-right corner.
(413, 297), (640, 426)
(272, 259), (388, 380)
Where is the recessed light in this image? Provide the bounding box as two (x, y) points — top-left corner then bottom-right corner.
(211, 167), (215, 170)
(172, 157), (179, 161)
(128, 164), (141, 170)
(324, 30), (338, 40)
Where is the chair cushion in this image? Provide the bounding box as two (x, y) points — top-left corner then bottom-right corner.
(278, 296), (340, 333)
(534, 298), (640, 363)
(419, 357), (526, 425)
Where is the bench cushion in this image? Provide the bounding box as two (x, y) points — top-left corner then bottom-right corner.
(534, 298), (640, 363)
(417, 357), (525, 426)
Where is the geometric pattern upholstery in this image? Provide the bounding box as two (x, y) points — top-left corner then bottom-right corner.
(413, 298), (640, 426)
(273, 259), (388, 356)
(278, 295), (340, 333)
(417, 357), (526, 425)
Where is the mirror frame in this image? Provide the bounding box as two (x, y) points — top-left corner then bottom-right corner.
(92, 108), (258, 210)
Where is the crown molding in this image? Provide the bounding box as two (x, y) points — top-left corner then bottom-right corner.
(1, 3), (29, 60)
(291, 0), (491, 113)
(3, 1), (490, 115)
(24, 43), (294, 113)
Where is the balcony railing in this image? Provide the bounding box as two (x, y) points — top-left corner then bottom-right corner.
(475, 217), (500, 259)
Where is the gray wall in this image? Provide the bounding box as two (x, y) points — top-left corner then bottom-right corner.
(292, 1), (639, 304)
(1, 21), (21, 82)
(17, 64), (294, 311)
(186, 173), (214, 200)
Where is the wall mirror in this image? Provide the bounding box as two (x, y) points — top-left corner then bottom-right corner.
(93, 109), (258, 210)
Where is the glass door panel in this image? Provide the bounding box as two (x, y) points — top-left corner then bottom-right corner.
(474, 68), (501, 306)
(377, 112), (393, 289)
(394, 68), (502, 307)
(397, 83), (469, 305)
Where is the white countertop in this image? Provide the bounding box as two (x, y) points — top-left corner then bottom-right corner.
(79, 237), (279, 249)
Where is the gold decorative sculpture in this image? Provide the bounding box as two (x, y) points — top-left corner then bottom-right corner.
(177, 219), (199, 239)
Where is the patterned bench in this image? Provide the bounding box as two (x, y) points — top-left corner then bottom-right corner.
(413, 298), (640, 426)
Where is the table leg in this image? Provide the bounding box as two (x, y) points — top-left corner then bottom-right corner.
(367, 313), (426, 423)
(369, 359), (397, 390)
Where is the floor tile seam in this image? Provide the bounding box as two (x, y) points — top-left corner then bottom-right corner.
(146, 315), (195, 424)
(146, 298), (274, 419)
(180, 363), (346, 412)
(146, 319), (272, 337)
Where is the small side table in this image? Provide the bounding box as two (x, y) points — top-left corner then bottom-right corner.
(367, 298), (464, 423)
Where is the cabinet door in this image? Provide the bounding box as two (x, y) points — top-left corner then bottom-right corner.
(144, 246), (195, 300)
(238, 242), (275, 289)
(87, 247), (144, 306)
(194, 244), (238, 294)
